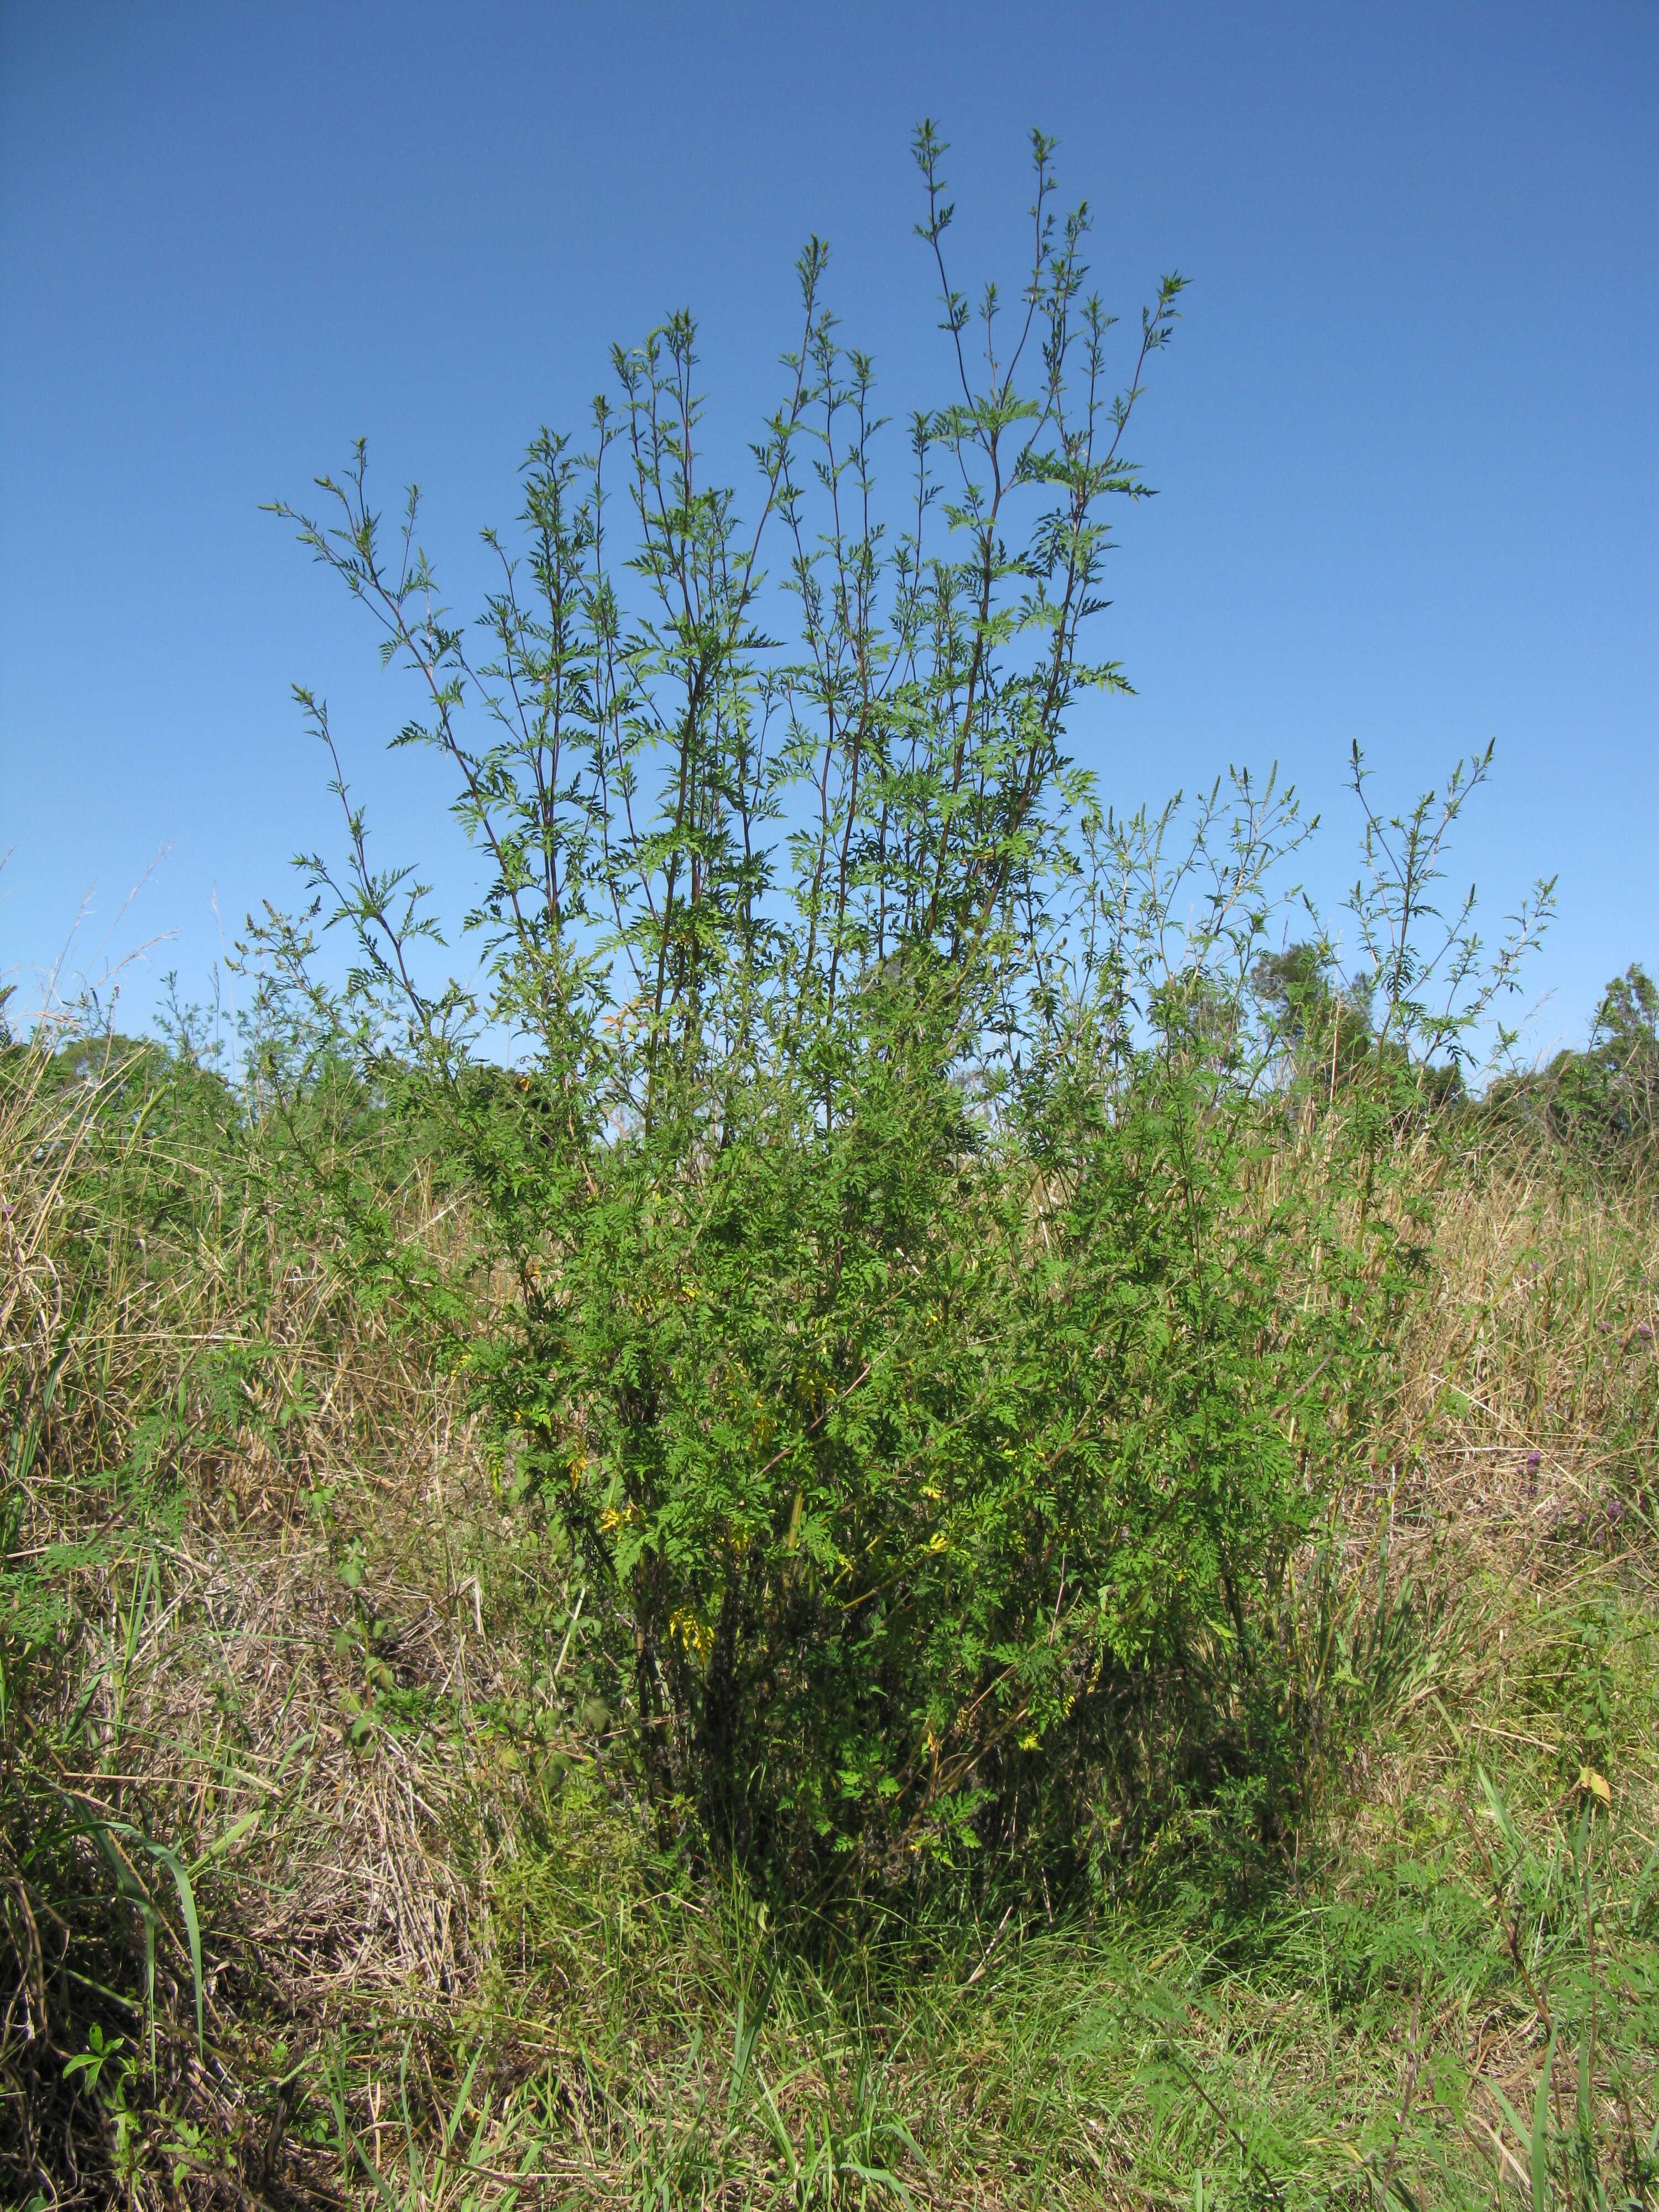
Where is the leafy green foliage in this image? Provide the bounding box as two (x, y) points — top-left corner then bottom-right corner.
(478, 1000), (1365, 1899)
(252, 125), (1559, 1910)
(1489, 963), (1659, 1165)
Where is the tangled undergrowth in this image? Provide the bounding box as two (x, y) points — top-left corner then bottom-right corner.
(3, 1024), (1656, 2211)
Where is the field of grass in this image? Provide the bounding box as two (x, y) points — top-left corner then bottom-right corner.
(4, 1028), (1658, 2209)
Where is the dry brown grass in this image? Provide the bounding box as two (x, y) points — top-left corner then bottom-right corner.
(5, 1045), (1658, 2208)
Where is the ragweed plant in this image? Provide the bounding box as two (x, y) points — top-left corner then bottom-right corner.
(259, 124), (1537, 1913)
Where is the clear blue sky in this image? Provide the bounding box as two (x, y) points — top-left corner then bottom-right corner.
(2, 0), (1653, 1056)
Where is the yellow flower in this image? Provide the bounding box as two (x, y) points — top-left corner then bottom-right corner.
(670, 1610), (713, 1662)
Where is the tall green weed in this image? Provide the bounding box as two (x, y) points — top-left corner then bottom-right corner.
(253, 126), (1544, 1912)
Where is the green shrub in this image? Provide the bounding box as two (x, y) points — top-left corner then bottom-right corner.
(469, 982), (1375, 1901)
(258, 126), (1544, 1910)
